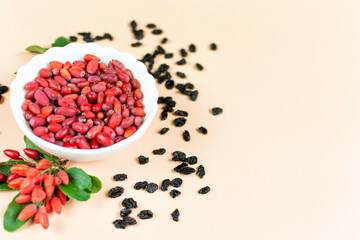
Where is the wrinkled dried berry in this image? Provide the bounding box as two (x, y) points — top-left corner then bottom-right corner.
(212, 107), (223, 115)
(169, 189), (181, 198)
(131, 42), (142, 47)
(179, 167), (196, 175)
(0, 86), (9, 94)
(174, 117), (186, 127)
(146, 23), (156, 28)
(195, 63), (203, 71)
(198, 127), (208, 135)
(138, 210), (153, 219)
(152, 29), (163, 35)
(174, 110), (188, 117)
(108, 186), (124, 198)
(172, 151), (187, 161)
(198, 186), (211, 194)
(176, 72), (186, 78)
(158, 63), (169, 73)
(165, 80), (174, 89)
(146, 183), (158, 193)
(135, 30), (144, 40)
(153, 148), (166, 155)
(174, 162), (188, 172)
(160, 179), (171, 191)
(160, 127), (169, 135)
(180, 48), (187, 57)
(197, 165), (205, 178)
(186, 156), (198, 165)
(157, 96), (165, 104)
(130, 20), (137, 29)
(190, 90), (198, 101)
(123, 216), (137, 225)
(122, 198), (138, 209)
(183, 130), (190, 141)
(113, 174), (128, 181)
(134, 181), (148, 190)
(120, 208), (132, 217)
(189, 44), (196, 52)
(210, 43), (217, 50)
(170, 178), (183, 187)
(69, 36), (78, 42)
(176, 59), (186, 65)
(157, 45), (165, 54)
(165, 53), (173, 59)
(113, 219), (126, 229)
(161, 38), (168, 44)
(138, 155), (149, 165)
(171, 209), (180, 222)
(161, 111), (168, 120)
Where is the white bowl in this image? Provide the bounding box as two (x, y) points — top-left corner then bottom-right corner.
(10, 43), (158, 162)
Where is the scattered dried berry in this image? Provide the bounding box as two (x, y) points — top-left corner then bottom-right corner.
(186, 156), (198, 165)
(195, 63), (203, 71)
(171, 209), (180, 222)
(161, 110), (168, 120)
(153, 148), (166, 155)
(113, 219), (126, 229)
(69, 36), (78, 42)
(134, 181), (148, 190)
(176, 72), (186, 78)
(174, 118), (187, 127)
(198, 186), (211, 194)
(113, 174), (128, 181)
(138, 155), (149, 165)
(0, 86), (9, 94)
(170, 178), (183, 187)
(190, 91), (198, 101)
(165, 80), (175, 89)
(123, 216), (137, 225)
(134, 30), (144, 40)
(108, 186), (124, 198)
(138, 210), (153, 219)
(212, 107), (223, 115)
(172, 151), (187, 161)
(145, 183), (158, 193)
(160, 179), (171, 191)
(197, 165), (205, 178)
(198, 127), (208, 135)
(169, 189), (181, 198)
(122, 198), (138, 209)
(165, 53), (173, 59)
(131, 42), (142, 47)
(152, 29), (163, 35)
(176, 59), (186, 65)
(189, 44), (196, 52)
(210, 43), (217, 50)
(174, 163), (188, 173)
(146, 23), (156, 28)
(160, 127), (169, 135)
(174, 110), (188, 117)
(180, 49), (187, 57)
(120, 208), (132, 217)
(179, 167), (196, 175)
(161, 38), (168, 44)
(183, 130), (190, 141)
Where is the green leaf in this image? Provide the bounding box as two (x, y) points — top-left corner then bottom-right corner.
(25, 45), (48, 54)
(3, 194), (36, 232)
(65, 168), (92, 189)
(51, 37), (70, 47)
(24, 136), (52, 161)
(86, 175), (102, 194)
(58, 184), (90, 201)
(0, 183), (11, 191)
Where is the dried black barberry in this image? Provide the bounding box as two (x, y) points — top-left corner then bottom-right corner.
(172, 151), (187, 161)
(190, 91), (198, 101)
(103, 33), (113, 40)
(160, 127), (169, 135)
(176, 72), (186, 78)
(197, 165), (205, 178)
(113, 219), (126, 229)
(131, 42), (142, 47)
(165, 80), (175, 89)
(160, 179), (171, 191)
(210, 43), (217, 50)
(122, 198), (138, 209)
(161, 110), (168, 120)
(123, 216), (137, 225)
(108, 186), (124, 198)
(152, 29), (163, 35)
(174, 117), (187, 127)
(146, 183), (158, 193)
(198, 186), (211, 194)
(183, 130), (190, 142)
(180, 48), (187, 57)
(134, 181), (148, 190)
(171, 209), (180, 222)
(157, 45), (165, 54)
(158, 63), (169, 73)
(195, 63), (204, 71)
(165, 53), (173, 59)
(157, 96), (165, 104)
(120, 208), (132, 217)
(163, 105), (174, 112)
(179, 167), (196, 175)
(130, 20), (137, 29)
(138, 155), (149, 165)
(170, 178), (183, 188)
(212, 107), (223, 115)
(161, 38), (168, 44)
(176, 59), (186, 65)
(69, 36), (77, 42)
(198, 126), (208, 135)
(138, 210), (153, 219)
(186, 156), (198, 165)
(135, 30), (144, 40)
(0, 86), (9, 94)
(174, 163), (188, 172)
(113, 174), (127, 181)
(169, 189), (181, 198)
(146, 23), (156, 28)
(153, 148), (166, 155)
(174, 110), (188, 117)
(189, 44), (196, 52)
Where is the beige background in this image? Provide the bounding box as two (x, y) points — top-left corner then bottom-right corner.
(1, 0), (360, 239)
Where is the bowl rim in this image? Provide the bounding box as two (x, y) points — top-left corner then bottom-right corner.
(10, 43), (158, 156)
